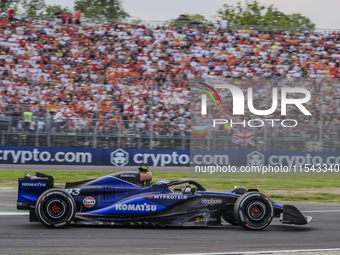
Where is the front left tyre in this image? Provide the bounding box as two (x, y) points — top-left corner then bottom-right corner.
(35, 188), (76, 228)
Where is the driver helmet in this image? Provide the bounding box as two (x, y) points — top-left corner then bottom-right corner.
(138, 165), (148, 172)
(156, 179), (173, 192)
(156, 179), (170, 185)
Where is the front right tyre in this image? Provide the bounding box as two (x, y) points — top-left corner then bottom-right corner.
(233, 192), (274, 230)
(35, 188), (76, 228)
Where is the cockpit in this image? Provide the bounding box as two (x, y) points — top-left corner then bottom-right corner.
(112, 166), (206, 195)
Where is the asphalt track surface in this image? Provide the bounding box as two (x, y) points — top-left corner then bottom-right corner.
(0, 164), (189, 172)
(1, 188), (340, 255)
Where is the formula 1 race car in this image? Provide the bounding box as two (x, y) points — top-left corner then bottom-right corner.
(17, 167), (313, 230)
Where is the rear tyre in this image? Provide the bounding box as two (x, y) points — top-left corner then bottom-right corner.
(35, 188), (76, 228)
(233, 192), (273, 230)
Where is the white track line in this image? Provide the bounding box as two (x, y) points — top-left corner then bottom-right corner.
(0, 212), (29, 216)
(172, 248), (340, 255)
(302, 210), (340, 213)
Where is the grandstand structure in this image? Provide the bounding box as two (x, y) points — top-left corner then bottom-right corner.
(0, 17), (340, 151)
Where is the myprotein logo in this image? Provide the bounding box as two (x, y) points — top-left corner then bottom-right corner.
(200, 83), (311, 116)
(110, 149), (129, 166)
(149, 195), (188, 200)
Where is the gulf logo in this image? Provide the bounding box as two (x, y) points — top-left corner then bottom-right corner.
(83, 197), (96, 208)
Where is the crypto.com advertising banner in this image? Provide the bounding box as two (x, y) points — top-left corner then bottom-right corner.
(190, 78), (340, 177)
(0, 146), (190, 167)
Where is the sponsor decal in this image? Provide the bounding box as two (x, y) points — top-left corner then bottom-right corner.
(110, 149), (129, 166)
(115, 203), (157, 212)
(133, 151), (190, 166)
(22, 182), (47, 187)
(54, 222), (66, 227)
(0, 146), (191, 166)
(83, 197), (96, 208)
(66, 188), (81, 196)
(247, 151), (265, 166)
(0, 149), (92, 164)
(195, 216), (218, 222)
(148, 195), (188, 200)
(201, 198), (223, 204)
(200, 218), (217, 222)
(120, 174), (136, 178)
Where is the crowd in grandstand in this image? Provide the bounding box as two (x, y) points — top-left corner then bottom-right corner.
(0, 13), (340, 138)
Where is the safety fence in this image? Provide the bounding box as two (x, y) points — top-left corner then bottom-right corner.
(0, 118), (189, 150)
(0, 116), (339, 152)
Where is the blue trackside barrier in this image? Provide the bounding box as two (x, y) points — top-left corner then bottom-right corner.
(0, 146), (339, 167)
(0, 146), (190, 166)
(190, 150), (340, 168)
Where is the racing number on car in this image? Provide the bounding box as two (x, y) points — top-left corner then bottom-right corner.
(66, 188), (81, 196)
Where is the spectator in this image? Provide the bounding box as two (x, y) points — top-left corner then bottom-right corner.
(23, 108), (33, 131)
(7, 9), (15, 21)
(14, 11), (22, 21)
(67, 12), (73, 25)
(37, 118), (46, 133)
(75, 10), (81, 25)
(53, 111), (63, 133)
(61, 12), (67, 24)
(0, 18), (338, 141)
(11, 108), (20, 132)
(54, 9), (62, 23)
(220, 19), (229, 29)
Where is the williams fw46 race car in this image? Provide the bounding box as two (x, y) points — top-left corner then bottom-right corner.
(17, 166), (313, 230)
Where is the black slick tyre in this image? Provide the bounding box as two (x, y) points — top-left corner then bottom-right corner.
(233, 192), (274, 230)
(35, 188), (76, 228)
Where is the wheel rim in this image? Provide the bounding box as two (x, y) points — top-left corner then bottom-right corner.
(234, 193), (274, 230)
(245, 200), (267, 223)
(45, 198), (68, 221)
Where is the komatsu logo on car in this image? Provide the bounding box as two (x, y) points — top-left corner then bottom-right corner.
(115, 203), (157, 211)
(22, 182), (47, 187)
(149, 195), (188, 200)
(201, 198), (223, 204)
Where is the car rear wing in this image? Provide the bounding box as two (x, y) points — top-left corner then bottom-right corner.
(17, 172), (54, 210)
